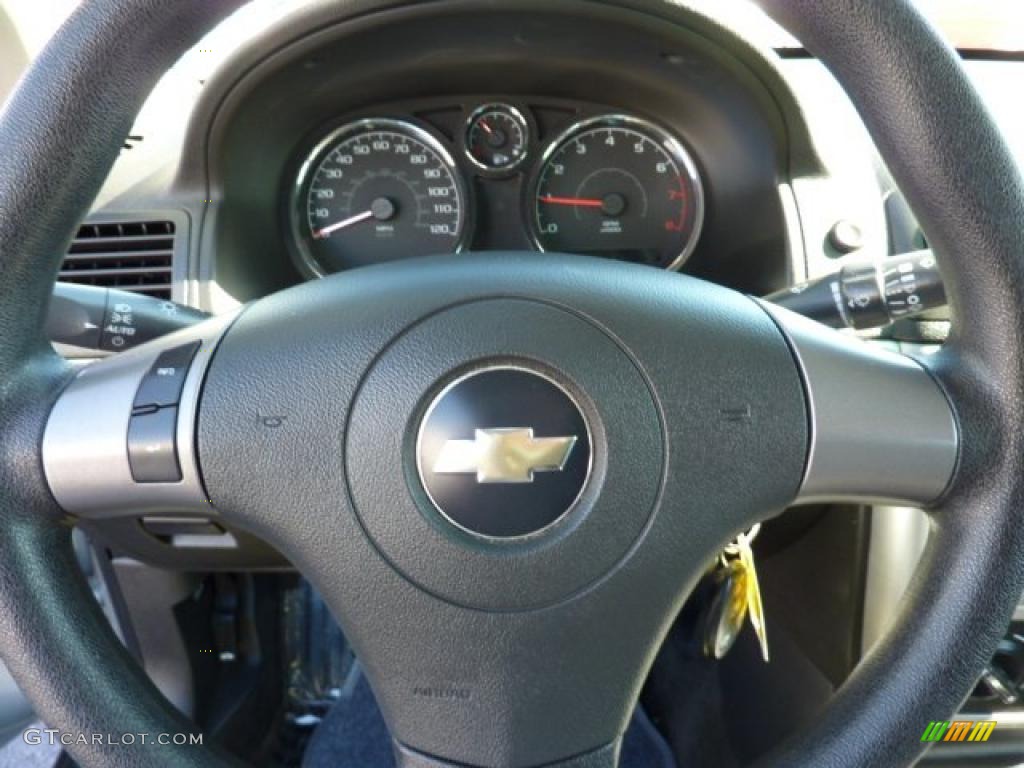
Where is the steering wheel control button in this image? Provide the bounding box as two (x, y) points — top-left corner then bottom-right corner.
(127, 406), (181, 483)
(417, 368), (591, 539)
(132, 341), (200, 411)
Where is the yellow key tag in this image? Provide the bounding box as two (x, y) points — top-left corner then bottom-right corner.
(737, 531), (769, 663)
(703, 559), (749, 660)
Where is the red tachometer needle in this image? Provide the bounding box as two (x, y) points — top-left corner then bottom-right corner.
(538, 194), (605, 208)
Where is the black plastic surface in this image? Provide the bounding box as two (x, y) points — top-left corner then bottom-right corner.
(766, 250), (947, 331)
(343, 296), (665, 612)
(47, 282), (107, 348)
(198, 251), (807, 765)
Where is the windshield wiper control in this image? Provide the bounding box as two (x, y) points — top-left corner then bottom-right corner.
(764, 250), (946, 331)
(47, 282), (210, 353)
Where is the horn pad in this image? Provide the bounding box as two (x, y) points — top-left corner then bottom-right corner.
(346, 298), (664, 612)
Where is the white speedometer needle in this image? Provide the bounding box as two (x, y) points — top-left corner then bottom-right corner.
(313, 197), (397, 239)
(312, 209), (375, 239)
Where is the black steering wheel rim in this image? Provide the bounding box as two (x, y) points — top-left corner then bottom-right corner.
(1, 1), (1023, 767)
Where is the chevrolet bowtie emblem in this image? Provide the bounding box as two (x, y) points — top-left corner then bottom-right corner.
(433, 428), (578, 483)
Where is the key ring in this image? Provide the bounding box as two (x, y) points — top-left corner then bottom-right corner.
(722, 522), (761, 558)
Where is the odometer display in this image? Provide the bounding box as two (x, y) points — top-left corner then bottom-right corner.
(292, 119), (467, 276)
(531, 116), (703, 270)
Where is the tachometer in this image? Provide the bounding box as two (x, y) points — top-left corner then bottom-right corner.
(530, 115), (703, 270)
(291, 119), (467, 276)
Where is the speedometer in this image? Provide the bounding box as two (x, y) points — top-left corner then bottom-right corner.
(291, 119), (468, 276)
(530, 115), (704, 270)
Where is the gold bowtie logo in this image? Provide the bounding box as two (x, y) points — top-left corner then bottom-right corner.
(433, 428), (577, 483)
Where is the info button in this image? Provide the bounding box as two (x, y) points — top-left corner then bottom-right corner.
(133, 341), (200, 411)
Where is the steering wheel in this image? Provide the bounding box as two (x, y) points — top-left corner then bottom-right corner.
(2, 0), (1023, 766)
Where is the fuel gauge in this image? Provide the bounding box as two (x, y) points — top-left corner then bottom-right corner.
(465, 104), (529, 172)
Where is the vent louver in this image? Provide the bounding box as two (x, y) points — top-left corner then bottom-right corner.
(59, 220), (175, 300)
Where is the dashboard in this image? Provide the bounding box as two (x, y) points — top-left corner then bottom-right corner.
(286, 100), (704, 276)
(194, 1), (799, 306)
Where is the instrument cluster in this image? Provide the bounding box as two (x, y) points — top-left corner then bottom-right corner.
(287, 99), (705, 278)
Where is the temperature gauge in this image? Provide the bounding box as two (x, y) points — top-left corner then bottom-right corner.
(465, 104), (529, 172)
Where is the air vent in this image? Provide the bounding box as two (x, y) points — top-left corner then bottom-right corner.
(60, 220), (175, 299)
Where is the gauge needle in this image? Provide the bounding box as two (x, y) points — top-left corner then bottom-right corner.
(538, 195), (605, 208)
(313, 209), (375, 239)
(313, 198), (396, 239)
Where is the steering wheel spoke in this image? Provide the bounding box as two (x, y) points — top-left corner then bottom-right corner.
(762, 302), (959, 508)
(42, 311), (238, 521)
